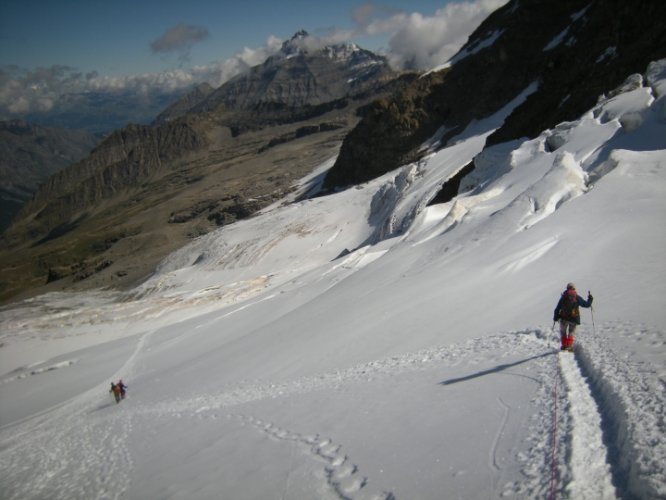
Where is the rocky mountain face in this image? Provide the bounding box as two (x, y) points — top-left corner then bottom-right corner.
(0, 120), (98, 232)
(153, 83), (214, 125)
(6, 120), (205, 239)
(0, 35), (408, 303)
(166, 31), (400, 134)
(324, 0), (666, 190)
(201, 36), (394, 110)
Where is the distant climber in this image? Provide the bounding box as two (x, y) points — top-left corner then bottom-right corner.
(553, 282), (593, 351)
(110, 382), (121, 403)
(117, 379), (127, 400)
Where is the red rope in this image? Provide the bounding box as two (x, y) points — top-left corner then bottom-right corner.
(547, 352), (561, 500)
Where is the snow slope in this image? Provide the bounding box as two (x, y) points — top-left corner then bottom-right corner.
(1, 60), (665, 500)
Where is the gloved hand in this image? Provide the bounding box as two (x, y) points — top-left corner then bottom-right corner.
(588, 291), (593, 303)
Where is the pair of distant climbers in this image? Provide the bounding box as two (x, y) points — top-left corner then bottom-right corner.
(553, 282), (593, 351)
(109, 380), (127, 403)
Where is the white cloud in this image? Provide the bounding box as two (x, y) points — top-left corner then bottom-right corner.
(210, 35), (284, 86)
(352, 3), (401, 30)
(362, 0), (509, 69)
(0, 65), (204, 121)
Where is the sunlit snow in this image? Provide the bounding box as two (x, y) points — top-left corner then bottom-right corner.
(1, 60), (665, 500)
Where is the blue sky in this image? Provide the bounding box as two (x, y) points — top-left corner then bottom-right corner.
(1, 0), (455, 75)
(0, 0), (507, 120)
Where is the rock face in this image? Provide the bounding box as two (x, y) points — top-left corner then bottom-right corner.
(197, 31), (396, 114)
(324, 0), (666, 189)
(153, 83), (214, 125)
(0, 120), (98, 232)
(187, 31), (401, 136)
(156, 31), (399, 133)
(6, 119), (206, 242)
(0, 34), (407, 303)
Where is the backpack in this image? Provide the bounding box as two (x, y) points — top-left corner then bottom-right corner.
(559, 290), (579, 320)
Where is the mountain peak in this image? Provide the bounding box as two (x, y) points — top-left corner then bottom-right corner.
(277, 30), (363, 61)
(289, 29), (310, 42)
(280, 30), (311, 56)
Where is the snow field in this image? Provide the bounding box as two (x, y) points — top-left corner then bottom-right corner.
(1, 60), (665, 498)
(123, 329), (552, 500)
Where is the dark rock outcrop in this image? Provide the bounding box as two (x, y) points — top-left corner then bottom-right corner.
(0, 120), (98, 232)
(487, 0), (666, 146)
(5, 119), (205, 244)
(324, 0), (666, 189)
(153, 83), (214, 125)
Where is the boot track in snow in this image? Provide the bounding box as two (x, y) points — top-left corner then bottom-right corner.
(0, 324), (663, 499)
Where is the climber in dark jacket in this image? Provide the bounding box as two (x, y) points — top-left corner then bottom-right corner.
(553, 282), (593, 351)
(110, 382), (121, 403)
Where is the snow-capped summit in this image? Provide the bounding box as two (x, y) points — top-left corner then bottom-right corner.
(271, 30), (382, 66)
(192, 31), (395, 113)
(279, 29), (311, 57)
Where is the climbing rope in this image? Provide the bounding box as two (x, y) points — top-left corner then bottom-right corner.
(547, 348), (561, 500)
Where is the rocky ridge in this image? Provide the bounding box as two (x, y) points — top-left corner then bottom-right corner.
(0, 120), (98, 232)
(153, 83), (215, 125)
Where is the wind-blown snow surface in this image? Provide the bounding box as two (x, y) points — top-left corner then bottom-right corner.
(1, 61), (665, 500)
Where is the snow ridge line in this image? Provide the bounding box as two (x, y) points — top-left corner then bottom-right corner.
(575, 324), (666, 499)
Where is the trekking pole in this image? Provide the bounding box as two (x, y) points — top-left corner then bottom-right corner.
(589, 290), (597, 335)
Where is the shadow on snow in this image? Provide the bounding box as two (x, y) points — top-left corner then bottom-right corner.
(438, 351), (553, 386)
